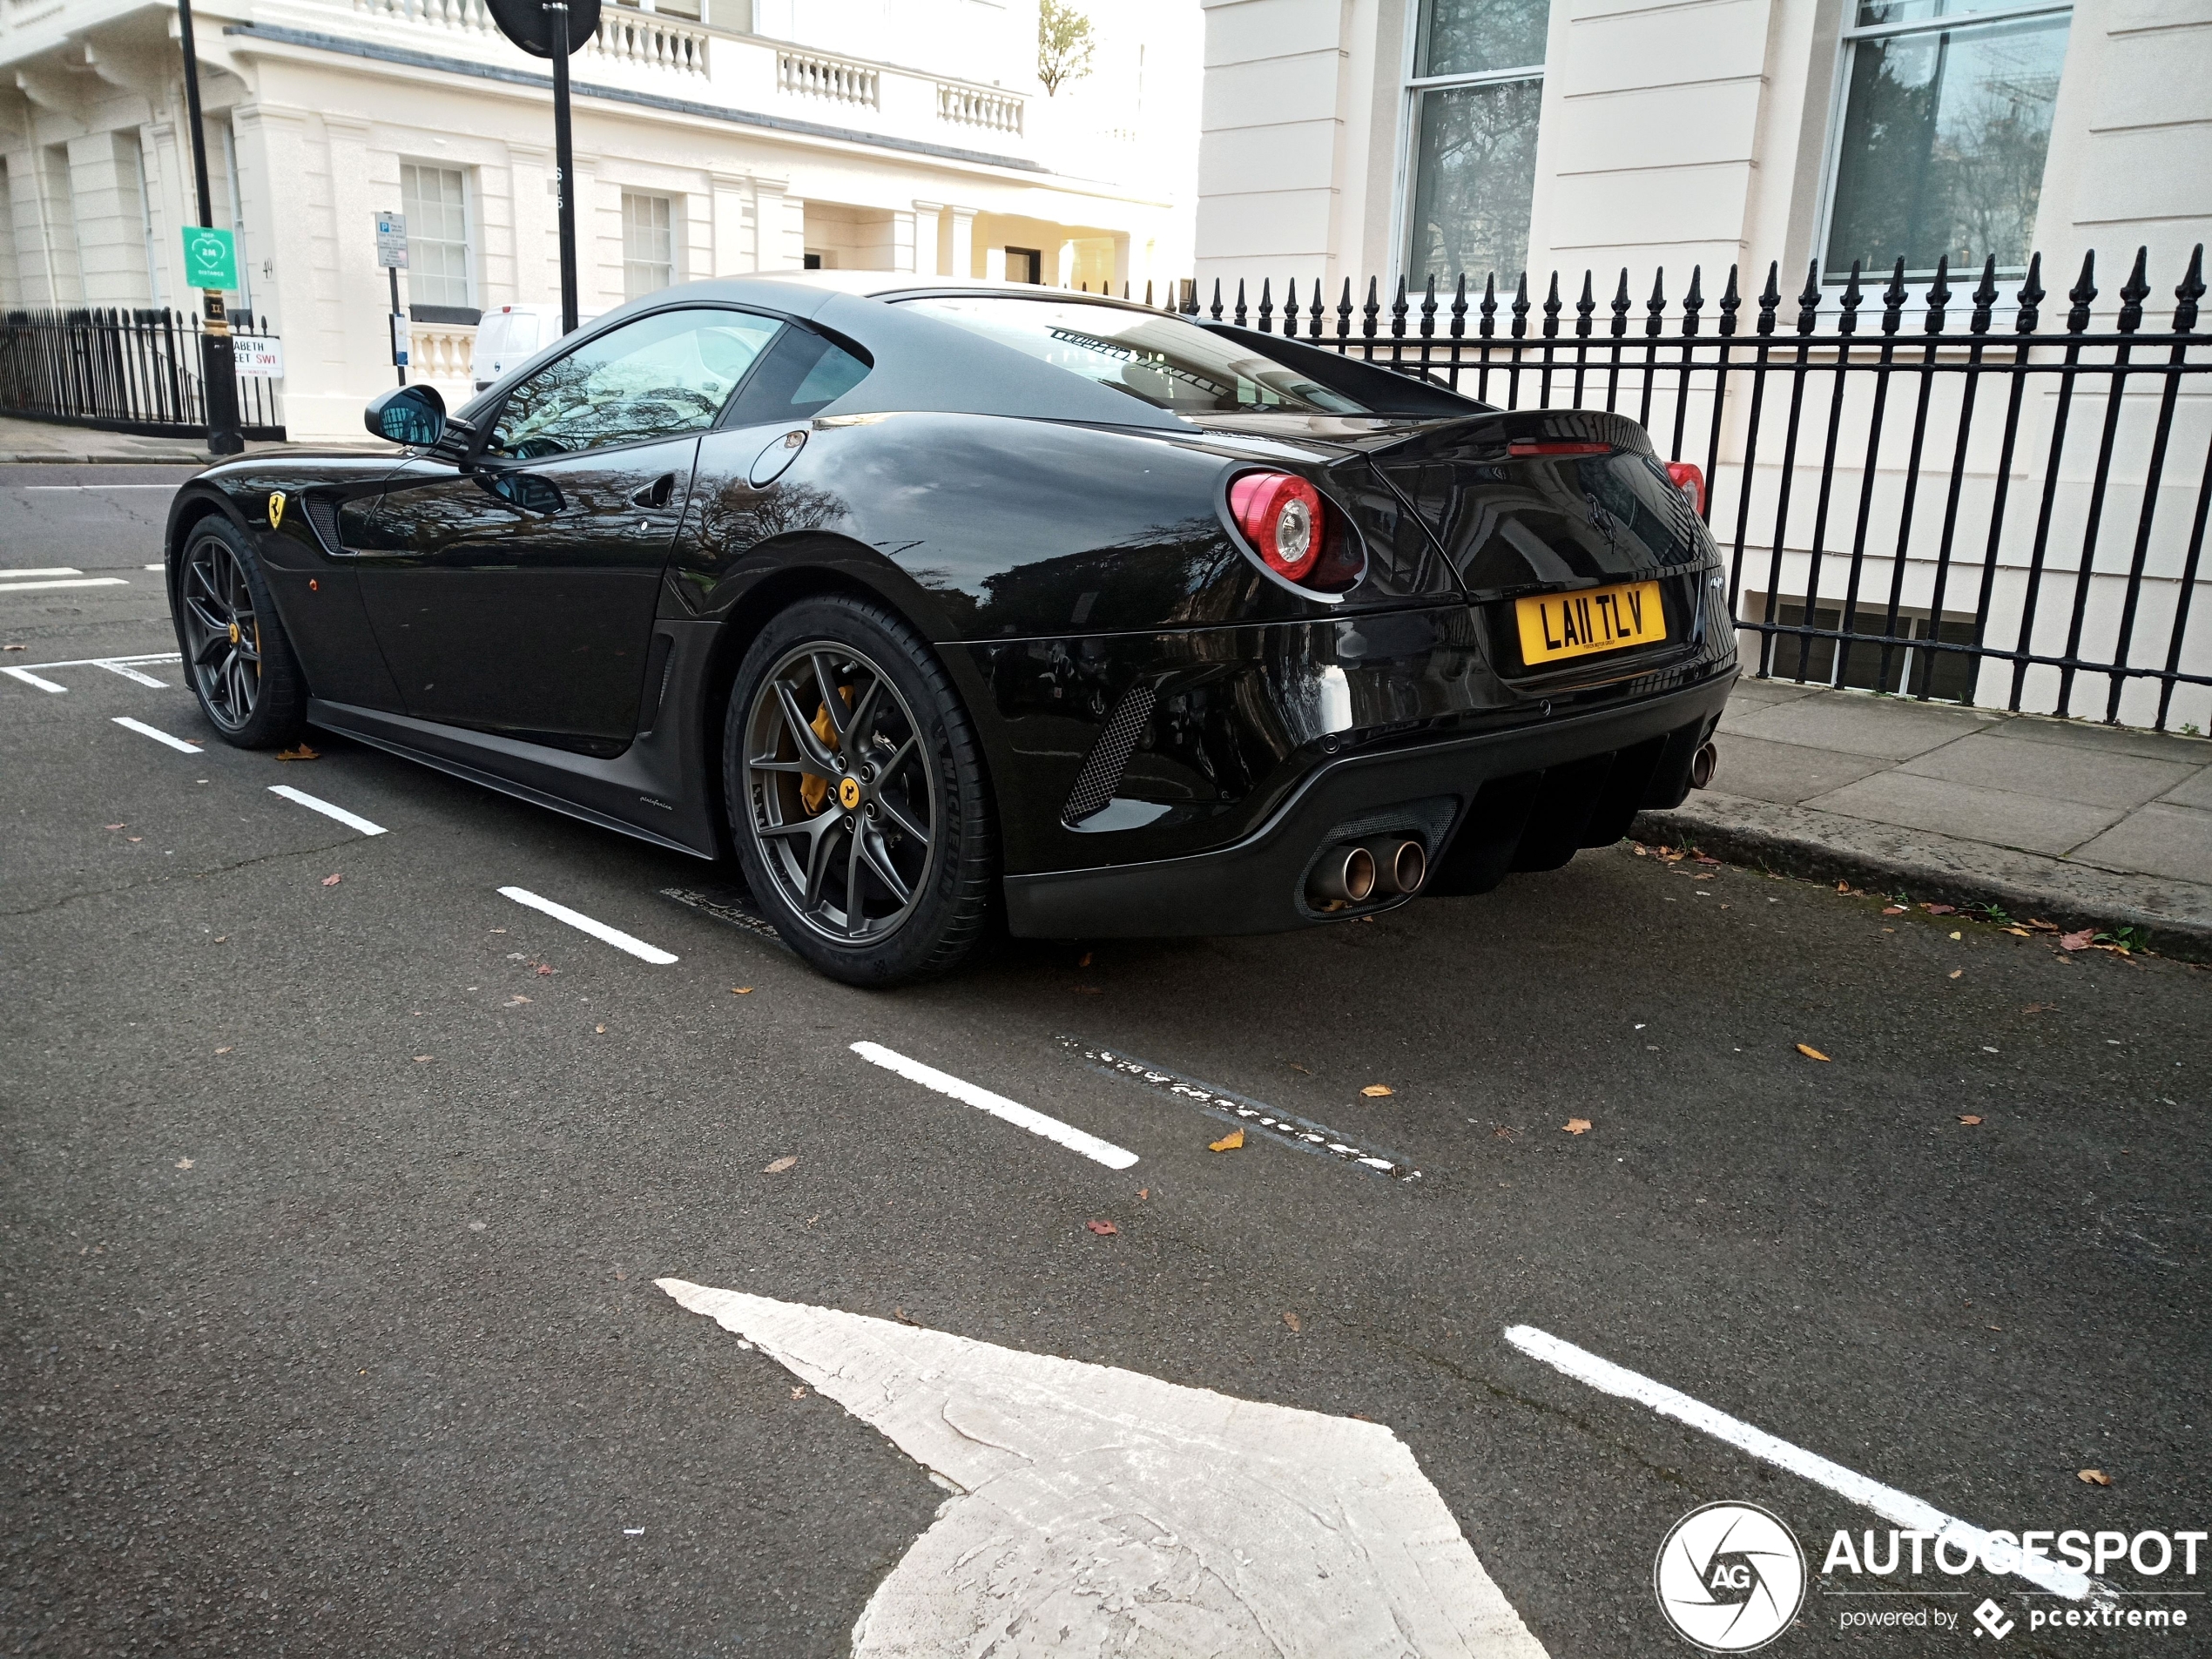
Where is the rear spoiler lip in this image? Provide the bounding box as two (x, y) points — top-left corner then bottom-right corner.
(1353, 407), (1659, 466)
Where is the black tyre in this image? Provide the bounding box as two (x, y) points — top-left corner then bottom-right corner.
(724, 595), (995, 986)
(172, 516), (307, 749)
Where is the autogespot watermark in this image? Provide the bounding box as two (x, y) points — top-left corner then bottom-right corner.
(1657, 1507), (2207, 1646)
(1654, 1502), (1809, 1651)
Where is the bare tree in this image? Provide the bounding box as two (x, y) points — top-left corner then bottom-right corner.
(1038, 0), (1096, 97)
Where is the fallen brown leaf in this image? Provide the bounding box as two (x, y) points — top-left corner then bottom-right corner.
(104, 823), (124, 831)
(1136, 1188), (1149, 1201)
(2026, 918), (2060, 931)
(1077, 951), (1093, 968)
(2006, 927), (2031, 936)
(1562, 1117), (1592, 1135)
(1923, 902), (1957, 915)
(1493, 1126), (1515, 1140)
(174, 1157), (192, 1170)
(894, 1307), (921, 1327)
(1882, 905), (1907, 915)
(1360, 1084), (1394, 1098)
(2022, 1002), (2056, 1014)
(413, 1055), (433, 1063)
(730, 986), (753, 995)
(1949, 969), (1965, 980)
(503, 995), (531, 1007)
(127, 837), (141, 843)
(320, 873), (341, 887)
(594, 1023), (607, 1034)
(2079, 1468), (2113, 1487)
(1208, 1128), (1245, 1152)
(1694, 853), (1721, 866)
(1796, 1043), (1831, 1062)
(2059, 929), (2096, 951)
(214, 1046), (232, 1055)
(535, 963), (554, 976)
(763, 1156), (798, 1173)
(3, 644), (23, 651)
(1282, 1312), (1301, 1332)
(790, 1386), (806, 1400)
(1086, 1219), (1117, 1236)
(1959, 1115), (1984, 1125)
(275, 744), (320, 762)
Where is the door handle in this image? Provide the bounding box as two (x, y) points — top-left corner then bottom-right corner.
(631, 473), (677, 510)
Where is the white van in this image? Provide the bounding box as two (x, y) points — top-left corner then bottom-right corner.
(469, 305), (598, 392)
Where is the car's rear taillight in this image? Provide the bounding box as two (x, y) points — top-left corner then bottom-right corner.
(1228, 471), (1325, 582)
(1665, 461), (1705, 516)
(1508, 440), (1612, 459)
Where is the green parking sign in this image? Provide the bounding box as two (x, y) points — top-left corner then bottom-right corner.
(181, 226), (237, 291)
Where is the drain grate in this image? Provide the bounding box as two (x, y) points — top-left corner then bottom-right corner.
(1059, 1038), (1421, 1180)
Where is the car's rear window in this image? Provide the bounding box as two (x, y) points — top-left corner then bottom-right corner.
(899, 295), (1368, 415)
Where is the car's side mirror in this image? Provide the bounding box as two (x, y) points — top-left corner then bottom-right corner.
(365, 384), (446, 448)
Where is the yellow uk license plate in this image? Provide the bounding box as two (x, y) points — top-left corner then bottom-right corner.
(1515, 580), (1665, 666)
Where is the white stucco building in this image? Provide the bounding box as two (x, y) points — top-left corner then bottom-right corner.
(0, 0), (1199, 438)
(1196, 0), (2209, 307)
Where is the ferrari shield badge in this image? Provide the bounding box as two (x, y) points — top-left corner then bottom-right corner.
(267, 490), (287, 529)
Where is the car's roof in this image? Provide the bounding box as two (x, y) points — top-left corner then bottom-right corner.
(501, 275), (1192, 433)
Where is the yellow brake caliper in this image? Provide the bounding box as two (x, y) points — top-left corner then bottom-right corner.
(798, 685), (854, 813)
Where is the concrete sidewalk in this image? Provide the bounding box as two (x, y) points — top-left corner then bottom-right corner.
(1635, 677), (2212, 960)
(0, 414), (359, 464)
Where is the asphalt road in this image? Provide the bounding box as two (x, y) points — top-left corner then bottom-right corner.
(4, 464), (2207, 1657)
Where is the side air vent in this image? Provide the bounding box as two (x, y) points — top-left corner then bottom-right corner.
(302, 494), (344, 554)
(1062, 683), (1157, 825)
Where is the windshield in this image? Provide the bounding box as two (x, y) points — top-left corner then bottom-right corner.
(899, 295), (1369, 415)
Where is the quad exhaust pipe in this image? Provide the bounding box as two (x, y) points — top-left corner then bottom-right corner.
(1690, 741), (1719, 790)
(1306, 836), (1426, 907)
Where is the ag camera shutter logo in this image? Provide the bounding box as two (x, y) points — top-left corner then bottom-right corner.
(1654, 1501), (1807, 1651)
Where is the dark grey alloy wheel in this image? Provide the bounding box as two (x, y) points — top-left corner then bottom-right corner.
(171, 517), (307, 748)
(180, 529), (266, 730)
(742, 638), (938, 944)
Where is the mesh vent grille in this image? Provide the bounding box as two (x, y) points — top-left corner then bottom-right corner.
(302, 495), (343, 554)
(1062, 684), (1157, 825)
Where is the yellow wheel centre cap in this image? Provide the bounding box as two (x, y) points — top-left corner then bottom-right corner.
(837, 775), (863, 811)
(228, 621), (240, 644)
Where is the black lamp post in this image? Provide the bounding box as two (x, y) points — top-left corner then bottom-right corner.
(174, 0), (243, 455)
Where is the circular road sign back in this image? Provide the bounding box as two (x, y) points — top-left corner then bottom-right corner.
(484, 0), (601, 57)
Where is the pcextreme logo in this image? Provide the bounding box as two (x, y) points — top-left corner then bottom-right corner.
(1654, 1501), (1809, 1651)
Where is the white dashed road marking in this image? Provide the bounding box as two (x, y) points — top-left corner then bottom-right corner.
(662, 1282), (1549, 1658)
(1503, 1325), (2109, 1602)
(93, 660), (168, 688)
(496, 886), (678, 964)
(0, 567), (86, 577)
(850, 1041), (1139, 1170)
(269, 785), (388, 837)
(111, 715), (202, 753)
(0, 577), (129, 594)
(3, 666), (66, 693)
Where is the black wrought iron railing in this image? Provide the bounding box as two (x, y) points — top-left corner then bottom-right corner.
(1180, 248), (2210, 734)
(0, 307), (286, 442)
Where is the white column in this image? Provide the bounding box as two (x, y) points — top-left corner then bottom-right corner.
(948, 204), (976, 280)
(1055, 239), (1076, 287)
(912, 199), (944, 277)
(710, 170), (752, 274)
(67, 132), (151, 305)
(506, 142), (555, 304)
(228, 106), (307, 334)
(318, 116), (395, 436)
(142, 119), (192, 307)
(752, 177), (800, 272)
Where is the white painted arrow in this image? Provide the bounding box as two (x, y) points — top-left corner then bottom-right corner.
(658, 1279), (1548, 1658)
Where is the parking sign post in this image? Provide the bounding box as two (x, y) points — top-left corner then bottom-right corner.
(174, 0), (244, 456)
(375, 211), (408, 386)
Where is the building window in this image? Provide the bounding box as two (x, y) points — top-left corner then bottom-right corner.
(1822, 0), (2071, 282)
(1402, 0), (1548, 290)
(1004, 246), (1042, 284)
(622, 192), (675, 300)
(401, 162), (474, 311)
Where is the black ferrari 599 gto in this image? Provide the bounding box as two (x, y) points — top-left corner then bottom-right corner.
(164, 278), (1736, 984)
